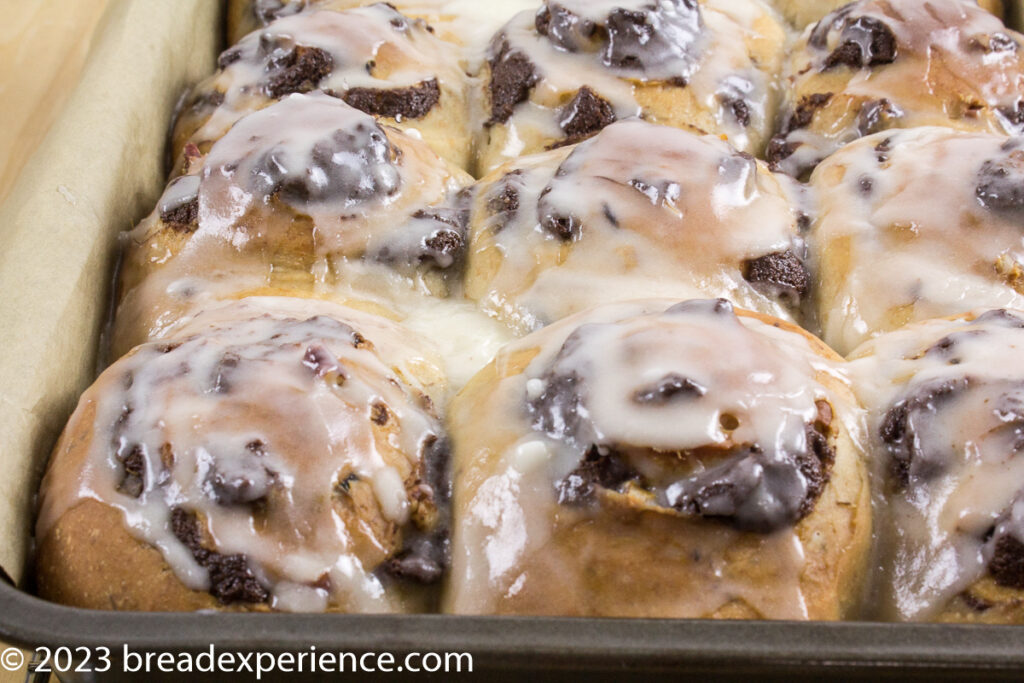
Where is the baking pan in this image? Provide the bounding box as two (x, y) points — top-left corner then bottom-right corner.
(2, 0), (1024, 679)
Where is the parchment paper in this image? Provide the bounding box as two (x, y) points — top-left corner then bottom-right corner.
(0, 0), (221, 586)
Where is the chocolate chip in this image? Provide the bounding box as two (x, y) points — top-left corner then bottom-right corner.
(170, 508), (269, 604)
(999, 101), (1024, 131)
(742, 250), (810, 307)
(602, 0), (702, 78)
(160, 198), (198, 230)
(808, 4), (855, 50)
(117, 445), (146, 498)
(341, 79), (440, 120)
(264, 45), (333, 99)
(989, 533), (1024, 589)
(487, 38), (538, 125)
(875, 136), (893, 163)
(857, 98), (902, 136)
(633, 374), (706, 405)
(485, 170), (524, 232)
(535, 2), (597, 53)
(336, 472), (360, 493)
(628, 178), (681, 205)
(726, 97), (751, 127)
(822, 16), (898, 70)
(253, 0), (303, 25)
(975, 309), (1024, 328)
(552, 86), (616, 147)
(211, 352), (240, 393)
(665, 297), (734, 317)
(302, 344), (342, 378)
(556, 445), (639, 505)
(960, 591), (993, 612)
(371, 402), (390, 425)
(602, 203), (619, 227)
(411, 207), (469, 268)
(969, 32), (1018, 53)
(210, 460), (275, 506)
(537, 185), (582, 240)
(977, 150), (1024, 213)
(785, 92), (833, 134)
(529, 368), (584, 443)
(765, 136), (800, 168)
(254, 121), (400, 207)
(384, 552), (443, 584)
(880, 378), (969, 489)
(858, 175), (874, 195)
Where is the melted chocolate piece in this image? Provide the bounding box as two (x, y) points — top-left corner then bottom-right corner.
(171, 508), (269, 604)
(785, 92), (833, 134)
(880, 378), (970, 489)
(371, 402), (390, 425)
(633, 374), (706, 405)
(989, 533), (1024, 589)
(253, 0), (304, 26)
(960, 591), (993, 612)
(529, 370), (585, 442)
(252, 121), (400, 207)
(628, 178), (681, 205)
(302, 344), (342, 378)
(976, 150), (1024, 213)
(117, 446), (146, 499)
(487, 38), (539, 125)
(218, 47), (243, 70)
(160, 198), (198, 230)
(554, 86), (616, 147)
(384, 550), (444, 584)
(535, 2), (598, 53)
(413, 206), (469, 268)
(486, 170), (524, 232)
(822, 16), (898, 71)
(556, 445), (639, 505)
(999, 100), (1024, 131)
(742, 250), (810, 307)
(974, 309), (1024, 328)
(969, 32), (1018, 54)
(726, 97), (751, 127)
(765, 137), (800, 169)
(537, 184), (583, 240)
(341, 79), (440, 120)
(875, 136), (893, 163)
(602, 0), (702, 79)
(857, 98), (902, 136)
(264, 44), (334, 99)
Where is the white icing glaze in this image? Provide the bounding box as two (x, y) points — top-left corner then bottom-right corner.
(477, 0), (785, 170)
(39, 298), (448, 612)
(467, 118), (808, 334)
(775, 0), (1024, 177)
(848, 309), (1024, 620)
(809, 126), (1024, 354)
(185, 3), (470, 166)
(448, 298), (862, 618)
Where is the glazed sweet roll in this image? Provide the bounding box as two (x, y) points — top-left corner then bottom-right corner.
(114, 92), (471, 357)
(475, 0), (787, 173)
(226, 0), (540, 53)
(769, 0), (1024, 179)
(37, 297), (450, 612)
(175, 3), (473, 171)
(445, 299), (871, 618)
(769, 0), (1003, 30)
(809, 127), (1024, 355)
(465, 118), (810, 334)
(849, 309), (1024, 623)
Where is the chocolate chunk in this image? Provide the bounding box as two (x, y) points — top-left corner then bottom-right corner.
(858, 175), (874, 195)
(529, 370), (585, 442)
(487, 38), (538, 125)
(553, 86), (616, 147)
(537, 185), (582, 240)
(485, 170), (524, 232)
(628, 178), (681, 205)
(302, 344), (342, 378)
(170, 508), (269, 604)
(118, 445), (146, 498)
(880, 378), (969, 489)
(254, 121), (400, 207)
(858, 98), (902, 136)
(264, 45), (334, 99)
(535, 2), (597, 53)
(960, 591), (993, 612)
(765, 136), (800, 168)
(670, 417), (835, 533)
(875, 136), (893, 163)
(384, 552), (443, 584)
(977, 150), (1024, 213)
(999, 101), (1024, 131)
(633, 374), (706, 405)
(989, 533), (1024, 589)
(160, 197), (198, 230)
(412, 207), (469, 268)
(785, 92), (833, 134)
(371, 402), (390, 425)
(969, 32), (1018, 53)
(556, 445), (639, 505)
(974, 309), (1024, 328)
(742, 250), (810, 307)
(726, 97), (751, 127)
(602, 0), (702, 78)
(211, 461), (275, 506)
(822, 16), (898, 70)
(808, 4), (855, 50)
(341, 79), (440, 120)
(211, 352), (240, 393)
